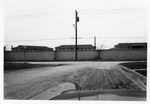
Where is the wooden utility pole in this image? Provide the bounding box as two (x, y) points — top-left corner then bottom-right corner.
(94, 36), (96, 47)
(75, 10), (79, 61)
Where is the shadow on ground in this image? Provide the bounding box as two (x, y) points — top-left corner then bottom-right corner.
(119, 62), (147, 76)
(4, 62), (67, 72)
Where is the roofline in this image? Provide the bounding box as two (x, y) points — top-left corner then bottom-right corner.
(14, 45), (53, 49)
(55, 44), (95, 48)
(117, 42), (147, 45)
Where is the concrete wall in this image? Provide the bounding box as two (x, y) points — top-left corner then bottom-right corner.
(4, 51), (55, 61)
(56, 51), (75, 61)
(4, 51), (24, 61)
(100, 50), (147, 61)
(78, 51), (98, 60)
(56, 50), (98, 60)
(4, 50), (147, 61)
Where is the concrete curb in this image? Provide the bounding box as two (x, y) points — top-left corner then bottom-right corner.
(118, 65), (146, 91)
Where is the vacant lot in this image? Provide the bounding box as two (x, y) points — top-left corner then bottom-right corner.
(4, 61), (146, 99)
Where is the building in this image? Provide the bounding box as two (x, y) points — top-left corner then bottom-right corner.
(12, 45), (53, 51)
(113, 43), (147, 50)
(4, 47), (6, 52)
(55, 44), (96, 51)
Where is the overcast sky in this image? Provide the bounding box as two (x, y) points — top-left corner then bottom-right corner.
(4, 0), (148, 50)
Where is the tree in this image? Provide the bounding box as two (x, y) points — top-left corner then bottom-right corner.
(97, 44), (104, 60)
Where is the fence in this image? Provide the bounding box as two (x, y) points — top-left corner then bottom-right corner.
(4, 50), (147, 61)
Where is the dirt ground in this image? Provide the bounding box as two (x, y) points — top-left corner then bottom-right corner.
(4, 61), (146, 99)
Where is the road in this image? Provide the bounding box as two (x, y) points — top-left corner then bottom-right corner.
(4, 61), (146, 99)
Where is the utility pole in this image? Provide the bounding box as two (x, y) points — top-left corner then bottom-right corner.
(94, 36), (96, 48)
(75, 10), (79, 61)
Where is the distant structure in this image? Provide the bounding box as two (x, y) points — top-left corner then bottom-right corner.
(55, 44), (96, 51)
(4, 47), (6, 52)
(113, 43), (147, 50)
(12, 45), (53, 51)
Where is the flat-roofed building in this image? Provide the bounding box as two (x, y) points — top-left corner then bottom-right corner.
(55, 44), (96, 51)
(114, 43), (147, 50)
(12, 45), (53, 51)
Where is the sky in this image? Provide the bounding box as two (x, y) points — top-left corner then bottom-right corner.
(3, 0), (148, 50)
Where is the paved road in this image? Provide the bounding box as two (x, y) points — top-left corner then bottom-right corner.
(4, 61), (146, 99)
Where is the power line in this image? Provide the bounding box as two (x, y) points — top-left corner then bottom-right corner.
(5, 9), (147, 19)
(96, 37), (147, 39)
(82, 9), (146, 13)
(5, 10), (74, 19)
(4, 37), (147, 42)
(6, 10), (73, 17)
(4, 38), (71, 42)
(79, 8), (147, 12)
(77, 36), (147, 39)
